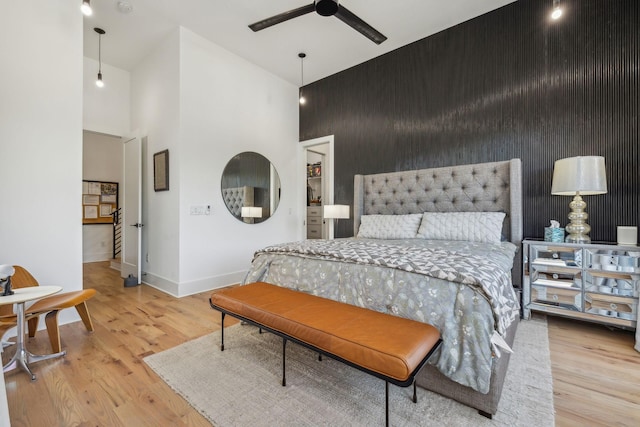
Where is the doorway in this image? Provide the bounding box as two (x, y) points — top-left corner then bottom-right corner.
(82, 130), (124, 264)
(299, 135), (334, 239)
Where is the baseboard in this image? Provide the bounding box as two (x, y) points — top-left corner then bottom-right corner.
(83, 252), (113, 263)
(141, 270), (246, 298)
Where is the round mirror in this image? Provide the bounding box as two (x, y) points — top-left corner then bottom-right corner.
(221, 152), (281, 224)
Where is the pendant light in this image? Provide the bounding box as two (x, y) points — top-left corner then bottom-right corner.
(81, 0), (92, 16)
(298, 53), (306, 105)
(551, 0), (562, 20)
(95, 28), (106, 88)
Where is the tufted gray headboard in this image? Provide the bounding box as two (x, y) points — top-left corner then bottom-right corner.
(222, 186), (255, 217)
(353, 159), (523, 244)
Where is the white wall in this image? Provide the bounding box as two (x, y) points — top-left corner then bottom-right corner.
(131, 27), (300, 296)
(83, 58), (131, 136)
(0, 0), (83, 330)
(83, 131), (124, 262)
(178, 28), (300, 295)
(131, 30), (182, 293)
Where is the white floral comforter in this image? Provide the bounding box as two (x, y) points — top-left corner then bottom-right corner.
(244, 238), (519, 393)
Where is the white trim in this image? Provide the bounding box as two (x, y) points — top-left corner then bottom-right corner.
(299, 135), (335, 238)
(142, 270), (246, 298)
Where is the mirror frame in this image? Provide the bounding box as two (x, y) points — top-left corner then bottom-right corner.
(220, 151), (281, 224)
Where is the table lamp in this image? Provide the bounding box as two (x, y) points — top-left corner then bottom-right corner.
(551, 156), (607, 243)
(323, 204), (350, 239)
(241, 206), (263, 224)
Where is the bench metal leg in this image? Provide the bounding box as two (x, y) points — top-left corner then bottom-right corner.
(220, 312), (225, 351)
(413, 379), (417, 403)
(282, 338), (287, 386)
(385, 381), (389, 427)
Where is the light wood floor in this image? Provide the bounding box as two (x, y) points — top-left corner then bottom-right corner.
(3, 261), (640, 426)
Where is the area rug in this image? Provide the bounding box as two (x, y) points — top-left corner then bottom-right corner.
(144, 318), (554, 426)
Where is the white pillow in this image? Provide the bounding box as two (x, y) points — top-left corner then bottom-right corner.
(416, 212), (505, 243)
(357, 214), (423, 239)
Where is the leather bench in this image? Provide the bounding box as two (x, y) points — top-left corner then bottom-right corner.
(210, 282), (442, 426)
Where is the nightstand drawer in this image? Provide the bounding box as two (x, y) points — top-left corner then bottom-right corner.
(531, 269), (581, 289)
(585, 248), (640, 273)
(307, 207), (322, 217)
(307, 224), (322, 238)
(307, 216), (322, 225)
(585, 292), (638, 323)
(531, 284), (582, 311)
(531, 245), (582, 267)
(584, 272), (639, 298)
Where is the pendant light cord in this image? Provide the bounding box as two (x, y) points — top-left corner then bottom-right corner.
(298, 52), (306, 103)
(98, 33), (102, 74)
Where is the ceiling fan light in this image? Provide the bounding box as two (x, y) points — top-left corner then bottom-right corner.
(81, 0), (92, 16)
(315, 0), (339, 17)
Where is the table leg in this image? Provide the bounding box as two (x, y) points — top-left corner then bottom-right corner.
(2, 302), (66, 381)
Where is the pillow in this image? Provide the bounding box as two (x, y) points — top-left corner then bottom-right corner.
(357, 214), (423, 239)
(416, 212), (506, 243)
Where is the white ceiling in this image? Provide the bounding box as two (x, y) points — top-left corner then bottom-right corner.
(82, 0), (515, 86)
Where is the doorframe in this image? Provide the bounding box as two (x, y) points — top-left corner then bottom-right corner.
(299, 135), (335, 238)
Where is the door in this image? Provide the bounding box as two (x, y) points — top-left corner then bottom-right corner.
(299, 136), (335, 239)
(121, 136), (142, 283)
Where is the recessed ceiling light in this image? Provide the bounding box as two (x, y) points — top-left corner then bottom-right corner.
(117, 1), (133, 14)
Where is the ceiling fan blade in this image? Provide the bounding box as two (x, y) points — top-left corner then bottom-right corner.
(334, 6), (387, 45)
(249, 4), (316, 32)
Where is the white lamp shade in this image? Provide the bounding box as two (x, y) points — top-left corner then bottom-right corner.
(241, 206), (262, 218)
(0, 265), (15, 279)
(551, 156), (607, 196)
(323, 204), (349, 219)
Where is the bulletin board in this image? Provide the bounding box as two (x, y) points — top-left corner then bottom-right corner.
(82, 180), (118, 225)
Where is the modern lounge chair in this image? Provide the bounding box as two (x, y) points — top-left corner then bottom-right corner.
(0, 266), (96, 353)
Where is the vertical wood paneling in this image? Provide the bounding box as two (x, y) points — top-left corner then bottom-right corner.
(300, 0), (639, 241)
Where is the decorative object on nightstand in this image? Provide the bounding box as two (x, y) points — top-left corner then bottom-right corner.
(323, 204), (349, 239)
(544, 220), (564, 242)
(617, 226), (638, 246)
(551, 156), (607, 243)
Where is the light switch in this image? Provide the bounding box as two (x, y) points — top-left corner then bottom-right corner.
(190, 205), (206, 215)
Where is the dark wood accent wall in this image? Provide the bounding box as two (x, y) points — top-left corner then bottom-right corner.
(300, 0), (639, 241)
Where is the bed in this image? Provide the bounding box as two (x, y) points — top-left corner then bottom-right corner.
(243, 158), (523, 417)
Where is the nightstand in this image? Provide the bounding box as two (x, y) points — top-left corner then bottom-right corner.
(522, 239), (638, 330)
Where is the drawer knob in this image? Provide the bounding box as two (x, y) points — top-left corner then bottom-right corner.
(610, 303), (617, 310)
(552, 294), (558, 301)
(552, 253), (559, 259)
(552, 273), (559, 279)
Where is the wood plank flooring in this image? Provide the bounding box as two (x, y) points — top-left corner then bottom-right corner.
(3, 261), (640, 426)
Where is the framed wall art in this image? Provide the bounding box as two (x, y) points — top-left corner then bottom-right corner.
(154, 149), (170, 192)
(82, 180), (118, 224)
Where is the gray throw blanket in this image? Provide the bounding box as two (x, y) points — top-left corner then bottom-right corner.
(256, 239), (518, 336)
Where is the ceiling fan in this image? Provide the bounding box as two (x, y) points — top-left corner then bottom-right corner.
(249, 0), (387, 45)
